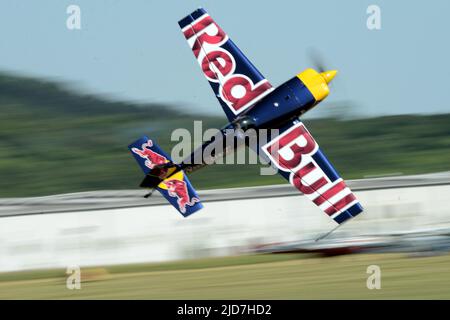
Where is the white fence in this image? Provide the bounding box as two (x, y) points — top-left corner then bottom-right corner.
(0, 173), (449, 272)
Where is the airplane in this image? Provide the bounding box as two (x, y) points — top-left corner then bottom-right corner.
(128, 8), (363, 226)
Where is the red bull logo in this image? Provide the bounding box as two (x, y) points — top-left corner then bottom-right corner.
(131, 140), (169, 170)
(262, 122), (357, 217)
(182, 13), (273, 115)
(161, 176), (200, 214)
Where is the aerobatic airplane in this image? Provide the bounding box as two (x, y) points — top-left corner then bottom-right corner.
(129, 8), (363, 226)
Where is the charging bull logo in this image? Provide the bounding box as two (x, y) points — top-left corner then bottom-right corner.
(262, 122), (357, 217)
(182, 13), (273, 115)
(162, 178), (200, 214)
(131, 140), (169, 170)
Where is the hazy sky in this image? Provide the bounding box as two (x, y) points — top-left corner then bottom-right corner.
(1, 0), (449, 118)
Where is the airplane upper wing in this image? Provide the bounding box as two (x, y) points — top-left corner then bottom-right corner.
(257, 119), (364, 224)
(178, 8), (274, 121)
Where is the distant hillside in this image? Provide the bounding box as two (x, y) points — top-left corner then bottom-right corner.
(1, 72), (450, 197)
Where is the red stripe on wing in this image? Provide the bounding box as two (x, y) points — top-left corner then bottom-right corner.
(313, 180), (347, 206)
(324, 193), (357, 216)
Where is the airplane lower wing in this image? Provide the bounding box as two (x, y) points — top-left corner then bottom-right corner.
(257, 119), (363, 224)
(178, 8), (274, 121)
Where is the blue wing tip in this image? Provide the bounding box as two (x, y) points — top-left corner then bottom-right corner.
(334, 202), (364, 224)
(128, 135), (149, 150)
(178, 15), (192, 29)
(181, 203), (204, 218)
(178, 8), (208, 28)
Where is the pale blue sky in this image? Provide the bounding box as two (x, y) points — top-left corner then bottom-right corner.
(0, 0), (449, 118)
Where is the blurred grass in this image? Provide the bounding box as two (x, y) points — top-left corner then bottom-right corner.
(0, 253), (449, 299)
(1, 72), (450, 197)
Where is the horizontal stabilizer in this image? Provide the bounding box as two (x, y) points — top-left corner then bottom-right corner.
(128, 136), (203, 217)
(157, 170), (203, 217)
(128, 136), (172, 175)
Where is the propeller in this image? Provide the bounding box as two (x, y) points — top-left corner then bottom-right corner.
(307, 47), (327, 73)
(306, 47), (337, 84)
(305, 47), (362, 119)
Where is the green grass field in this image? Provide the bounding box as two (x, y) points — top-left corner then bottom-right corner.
(0, 253), (449, 299)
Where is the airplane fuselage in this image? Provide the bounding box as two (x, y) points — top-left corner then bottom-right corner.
(180, 68), (336, 172)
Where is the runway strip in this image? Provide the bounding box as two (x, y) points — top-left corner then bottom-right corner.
(1, 171), (449, 217)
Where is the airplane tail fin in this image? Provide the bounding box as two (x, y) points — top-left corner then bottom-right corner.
(128, 136), (203, 217)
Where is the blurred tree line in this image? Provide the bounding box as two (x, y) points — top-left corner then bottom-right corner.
(1, 72), (449, 197)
